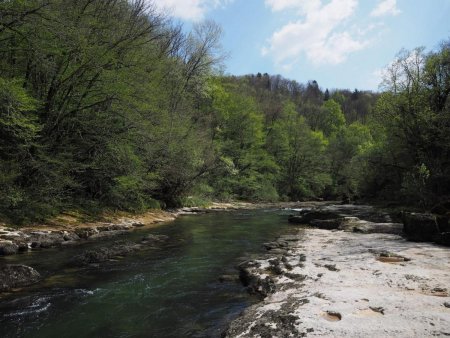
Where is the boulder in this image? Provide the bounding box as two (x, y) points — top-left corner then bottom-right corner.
(338, 217), (403, 235)
(63, 232), (80, 241)
(402, 212), (440, 242)
(288, 209), (342, 224)
(39, 240), (55, 249)
(0, 265), (41, 292)
(436, 215), (450, 233)
(430, 200), (450, 215)
(27, 231), (65, 248)
(0, 241), (19, 255)
(88, 230), (128, 240)
(74, 227), (99, 239)
(436, 232), (450, 246)
(16, 241), (29, 252)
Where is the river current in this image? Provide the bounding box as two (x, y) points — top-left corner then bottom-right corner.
(0, 209), (296, 337)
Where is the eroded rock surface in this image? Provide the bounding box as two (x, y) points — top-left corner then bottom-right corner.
(226, 213), (450, 337)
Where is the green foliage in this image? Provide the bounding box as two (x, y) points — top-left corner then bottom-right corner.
(0, 78), (39, 151)
(268, 102), (331, 200)
(209, 81), (279, 201)
(0, 0), (223, 221)
(321, 99), (346, 136)
(0, 77), (41, 220)
(361, 41), (450, 206)
(328, 122), (373, 199)
(1, 0), (447, 223)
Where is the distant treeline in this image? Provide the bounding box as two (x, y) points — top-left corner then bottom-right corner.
(0, 0), (449, 223)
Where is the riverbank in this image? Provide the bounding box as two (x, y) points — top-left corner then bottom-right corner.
(0, 209), (177, 257)
(226, 205), (450, 337)
(0, 201), (333, 257)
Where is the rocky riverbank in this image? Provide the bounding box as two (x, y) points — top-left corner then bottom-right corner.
(0, 209), (177, 292)
(0, 209), (177, 257)
(0, 201), (326, 258)
(226, 204), (450, 337)
(0, 202), (313, 293)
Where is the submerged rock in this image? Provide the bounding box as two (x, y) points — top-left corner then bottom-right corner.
(142, 234), (169, 243)
(218, 274), (240, 283)
(0, 265), (41, 292)
(70, 234), (170, 267)
(70, 241), (141, 266)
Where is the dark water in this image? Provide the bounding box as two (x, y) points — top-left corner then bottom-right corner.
(0, 209), (296, 338)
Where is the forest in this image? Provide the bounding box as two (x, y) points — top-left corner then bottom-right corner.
(0, 0), (449, 223)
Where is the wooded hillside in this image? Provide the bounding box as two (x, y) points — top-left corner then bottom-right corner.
(1, 0), (449, 223)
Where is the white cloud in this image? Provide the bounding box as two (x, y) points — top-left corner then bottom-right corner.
(153, 0), (233, 21)
(262, 0), (368, 67)
(265, 0), (321, 13)
(370, 0), (401, 17)
(310, 31), (368, 64)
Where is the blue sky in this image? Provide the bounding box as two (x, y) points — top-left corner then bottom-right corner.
(154, 0), (450, 91)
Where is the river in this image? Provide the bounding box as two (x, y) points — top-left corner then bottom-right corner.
(0, 208), (296, 337)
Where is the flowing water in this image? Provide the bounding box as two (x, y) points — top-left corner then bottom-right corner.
(0, 209), (297, 337)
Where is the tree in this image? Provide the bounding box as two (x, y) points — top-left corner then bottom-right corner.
(208, 80), (279, 201)
(268, 102), (331, 200)
(0, 0), (226, 219)
(0, 78), (40, 219)
(324, 89), (330, 101)
(365, 41), (450, 206)
(328, 122), (373, 199)
(320, 99), (346, 136)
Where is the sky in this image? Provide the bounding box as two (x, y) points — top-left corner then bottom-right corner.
(153, 0), (450, 91)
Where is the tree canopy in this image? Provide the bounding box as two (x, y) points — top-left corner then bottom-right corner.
(0, 0), (448, 223)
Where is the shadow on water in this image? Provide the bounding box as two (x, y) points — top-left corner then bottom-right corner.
(0, 209), (296, 338)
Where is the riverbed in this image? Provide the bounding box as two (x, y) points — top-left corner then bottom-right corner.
(225, 205), (450, 337)
(0, 208), (296, 338)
